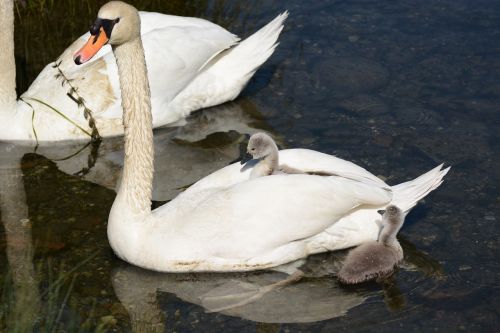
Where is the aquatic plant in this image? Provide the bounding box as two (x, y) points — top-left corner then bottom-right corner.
(0, 255), (111, 332)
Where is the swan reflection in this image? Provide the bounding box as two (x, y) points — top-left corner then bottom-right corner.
(0, 100), (445, 330)
(0, 99), (269, 330)
(111, 264), (366, 326)
(0, 165), (40, 332)
(110, 239), (446, 329)
(1, 99), (269, 201)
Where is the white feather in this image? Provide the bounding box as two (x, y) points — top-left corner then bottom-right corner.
(0, 10), (287, 142)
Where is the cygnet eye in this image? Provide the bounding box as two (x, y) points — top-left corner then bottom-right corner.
(115, 17), (120, 23)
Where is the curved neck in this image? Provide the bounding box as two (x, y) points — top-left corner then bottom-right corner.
(250, 147), (279, 179)
(0, 0), (17, 113)
(263, 148), (279, 172)
(378, 219), (402, 245)
(113, 37), (154, 214)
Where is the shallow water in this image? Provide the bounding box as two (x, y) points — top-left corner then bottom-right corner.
(1, 0), (499, 331)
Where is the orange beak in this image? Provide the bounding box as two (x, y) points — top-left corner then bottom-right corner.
(74, 27), (109, 65)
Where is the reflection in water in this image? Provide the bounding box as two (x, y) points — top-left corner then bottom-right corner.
(381, 278), (406, 311)
(110, 244), (446, 330)
(111, 265), (366, 327)
(61, 99), (271, 201)
(0, 165), (40, 332)
(1, 99), (268, 202)
(399, 236), (445, 280)
(0, 98), (448, 329)
(4, 0), (499, 330)
(0, 98), (281, 330)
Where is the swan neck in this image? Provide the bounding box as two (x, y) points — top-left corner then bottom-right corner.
(0, 0), (17, 113)
(114, 37), (154, 214)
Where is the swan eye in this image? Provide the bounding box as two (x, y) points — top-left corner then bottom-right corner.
(115, 18), (120, 23)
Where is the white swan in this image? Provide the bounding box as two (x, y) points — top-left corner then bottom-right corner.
(0, 0), (286, 142)
(80, 2), (450, 273)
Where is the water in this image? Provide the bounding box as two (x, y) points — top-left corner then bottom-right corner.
(1, 0), (499, 331)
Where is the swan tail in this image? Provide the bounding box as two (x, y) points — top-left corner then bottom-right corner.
(390, 164), (451, 213)
(209, 11), (289, 88)
(169, 12), (288, 117)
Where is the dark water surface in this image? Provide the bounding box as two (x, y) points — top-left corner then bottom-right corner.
(1, 0), (499, 331)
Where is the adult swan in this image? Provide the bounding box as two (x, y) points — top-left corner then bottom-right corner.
(76, 2), (450, 272)
(0, 0), (286, 142)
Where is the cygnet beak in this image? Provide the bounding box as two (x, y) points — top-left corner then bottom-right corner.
(377, 209), (386, 216)
(240, 153), (253, 165)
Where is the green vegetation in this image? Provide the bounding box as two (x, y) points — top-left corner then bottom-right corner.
(0, 256), (111, 333)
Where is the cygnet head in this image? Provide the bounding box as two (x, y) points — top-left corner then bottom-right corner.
(74, 1), (140, 65)
(378, 205), (404, 224)
(377, 205), (404, 245)
(247, 133), (278, 160)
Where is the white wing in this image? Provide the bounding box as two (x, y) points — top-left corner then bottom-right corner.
(152, 174), (392, 261)
(181, 148), (390, 201)
(14, 11), (285, 141)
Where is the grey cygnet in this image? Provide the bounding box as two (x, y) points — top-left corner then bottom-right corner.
(338, 205), (405, 284)
(246, 132), (281, 179)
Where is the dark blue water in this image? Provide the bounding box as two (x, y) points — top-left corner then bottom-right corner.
(1, 0), (499, 331)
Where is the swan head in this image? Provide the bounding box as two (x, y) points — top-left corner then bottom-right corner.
(74, 1), (140, 65)
(247, 133), (278, 160)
